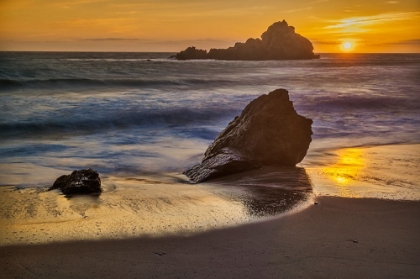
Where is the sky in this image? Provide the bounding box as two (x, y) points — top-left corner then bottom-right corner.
(0, 0), (419, 52)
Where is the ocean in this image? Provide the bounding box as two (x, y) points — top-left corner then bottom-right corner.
(0, 51), (419, 194)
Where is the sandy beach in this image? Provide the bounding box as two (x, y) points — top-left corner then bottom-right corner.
(0, 167), (313, 246)
(1, 196), (419, 279)
(0, 143), (419, 278)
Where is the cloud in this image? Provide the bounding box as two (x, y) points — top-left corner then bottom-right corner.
(311, 40), (338, 45)
(281, 0), (329, 14)
(283, 7), (312, 14)
(387, 1), (399, 4)
(309, 0), (329, 3)
(0, 37), (235, 52)
(320, 12), (420, 37)
(324, 12), (420, 30)
(382, 39), (420, 46)
(312, 38), (364, 45)
(352, 38), (420, 51)
(76, 37), (231, 44)
(79, 38), (140, 41)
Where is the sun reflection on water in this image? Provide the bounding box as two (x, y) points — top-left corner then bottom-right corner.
(322, 148), (365, 187)
(305, 144), (420, 200)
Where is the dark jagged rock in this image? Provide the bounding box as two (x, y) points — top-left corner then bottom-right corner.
(183, 148), (261, 183)
(49, 168), (102, 195)
(261, 21), (316, 59)
(176, 46), (207, 60)
(183, 89), (313, 183)
(176, 20), (319, 60)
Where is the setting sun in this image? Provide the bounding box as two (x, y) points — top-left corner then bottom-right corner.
(343, 42), (352, 50)
(340, 40), (357, 52)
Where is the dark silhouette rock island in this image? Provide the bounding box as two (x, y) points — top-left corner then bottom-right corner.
(184, 89), (313, 183)
(176, 20), (319, 60)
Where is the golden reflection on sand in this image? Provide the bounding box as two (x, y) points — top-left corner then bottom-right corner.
(323, 148), (364, 186)
(305, 144), (420, 200)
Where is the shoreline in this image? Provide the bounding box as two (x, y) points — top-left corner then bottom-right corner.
(1, 196), (419, 278)
(0, 143), (419, 277)
(0, 143), (419, 246)
(0, 171), (314, 246)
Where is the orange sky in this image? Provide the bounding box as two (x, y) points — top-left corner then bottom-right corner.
(0, 0), (419, 52)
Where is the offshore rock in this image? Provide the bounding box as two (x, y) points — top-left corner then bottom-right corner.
(49, 168), (102, 195)
(176, 46), (207, 60)
(176, 20), (319, 60)
(184, 89), (313, 183)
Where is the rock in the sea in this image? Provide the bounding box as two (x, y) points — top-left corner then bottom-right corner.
(260, 20), (316, 59)
(176, 46), (207, 60)
(176, 20), (319, 60)
(49, 168), (102, 195)
(183, 89), (313, 183)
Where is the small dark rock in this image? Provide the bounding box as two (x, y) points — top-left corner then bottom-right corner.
(154, 252), (167, 256)
(49, 168), (102, 195)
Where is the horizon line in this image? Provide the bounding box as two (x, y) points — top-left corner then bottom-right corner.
(1, 50), (419, 54)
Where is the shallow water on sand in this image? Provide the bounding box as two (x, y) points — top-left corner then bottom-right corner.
(0, 167), (313, 245)
(1, 144), (419, 245)
(303, 144), (420, 200)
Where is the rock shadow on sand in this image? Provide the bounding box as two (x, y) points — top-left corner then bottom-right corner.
(206, 166), (313, 217)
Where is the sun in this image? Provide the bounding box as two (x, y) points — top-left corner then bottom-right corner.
(341, 41), (356, 52)
(343, 42), (352, 50)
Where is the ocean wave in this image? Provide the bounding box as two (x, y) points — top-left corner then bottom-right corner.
(0, 77), (234, 90)
(297, 95), (420, 111)
(0, 108), (234, 139)
(316, 53), (420, 67)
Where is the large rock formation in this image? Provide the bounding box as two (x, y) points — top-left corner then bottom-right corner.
(49, 168), (102, 195)
(184, 89), (313, 183)
(176, 20), (319, 60)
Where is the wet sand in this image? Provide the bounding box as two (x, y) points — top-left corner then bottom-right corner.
(1, 196), (419, 279)
(0, 143), (419, 278)
(0, 168), (312, 246)
(303, 144), (420, 200)
(0, 179), (251, 246)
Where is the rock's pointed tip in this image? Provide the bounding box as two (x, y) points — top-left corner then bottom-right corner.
(268, 88), (290, 100)
(270, 88), (288, 93)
